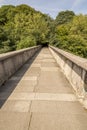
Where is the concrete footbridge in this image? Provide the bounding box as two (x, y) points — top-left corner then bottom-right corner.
(0, 46), (87, 130)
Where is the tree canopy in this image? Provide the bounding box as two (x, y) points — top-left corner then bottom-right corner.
(0, 5), (87, 58)
(0, 4), (52, 53)
(51, 11), (87, 58)
(55, 10), (75, 25)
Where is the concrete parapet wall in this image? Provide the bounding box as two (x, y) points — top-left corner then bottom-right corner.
(49, 46), (87, 108)
(0, 46), (41, 87)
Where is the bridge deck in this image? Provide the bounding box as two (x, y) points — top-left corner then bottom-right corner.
(0, 47), (87, 130)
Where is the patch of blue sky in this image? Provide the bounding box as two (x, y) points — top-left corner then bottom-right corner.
(0, 0), (87, 18)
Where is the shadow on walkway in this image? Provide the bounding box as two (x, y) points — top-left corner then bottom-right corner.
(0, 49), (41, 108)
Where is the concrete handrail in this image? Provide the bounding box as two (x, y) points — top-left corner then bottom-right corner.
(0, 46), (40, 61)
(0, 46), (41, 86)
(50, 46), (87, 71)
(49, 45), (87, 108)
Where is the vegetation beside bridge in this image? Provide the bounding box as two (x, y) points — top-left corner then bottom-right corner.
(0, 4), (87, 58)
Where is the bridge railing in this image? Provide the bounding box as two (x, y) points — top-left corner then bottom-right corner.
(49, 46), (87, 108)
(0, 46), (41, 87)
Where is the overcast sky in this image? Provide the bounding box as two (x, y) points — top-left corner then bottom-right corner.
(0, 0), (86, 18)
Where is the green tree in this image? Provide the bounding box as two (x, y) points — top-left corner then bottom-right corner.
(0, 4), (52, 53)
(53, 12), (87, 58)
(55, 10), (75, 25)
(17, 35), (36, 49)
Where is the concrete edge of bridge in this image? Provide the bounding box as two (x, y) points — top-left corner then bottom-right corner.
(0, 46), (42, 87)
(49, 45), (87, 110)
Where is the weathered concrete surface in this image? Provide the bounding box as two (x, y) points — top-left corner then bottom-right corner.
(49, 46), (87, 108)
(0, 47), (87, 130)
(0, 46), (41, 87)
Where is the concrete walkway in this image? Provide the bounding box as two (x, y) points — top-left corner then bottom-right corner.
(0, 47), (87, 130)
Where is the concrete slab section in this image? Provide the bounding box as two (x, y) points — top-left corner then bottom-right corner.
(30, 101), (87, 115)
(14, 86), (35, 92)
(8, 92), (35, 100)
(17, 80), (37, 87)
(33, 60), (42, 64)
(0, 92), (77, 101)
(1, 100), (31, 112)
(41, 59), (56, 63)
(30, 101), (58, 113)
(35, 71), (73, 93)
(41, 62), (58, 67)
(29, 113), (87, 130)
(35, 85), (73, 93)
(56, 101), (87, 114)
(31, 64), (41, 67)
(35, 93), (77, 101)
(50, 93), (77, 101)
(36, 54), (53, 58)
(41, 67), (58, 71)
(10, 76), (37, 81)
(0, 112), (31, 130)
(22, 76), (37, 81)
(30, 101), (87, 114)
(24, 67), (41, 76)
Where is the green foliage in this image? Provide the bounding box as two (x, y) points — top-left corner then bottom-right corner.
(52, 13), (87, 58)
(17, 36), (36, 49)
(0, 4), (51, 53)
(55, 10), (75, 25)
(0, 4), (87, 58)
